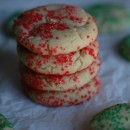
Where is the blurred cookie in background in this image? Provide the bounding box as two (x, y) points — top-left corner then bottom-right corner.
(119, 35), (130, 61)
(3, 11), (22, 37)
(0, 113), (14, 130)
(85, 4), (130, 34)
(88, 103), (130, 130)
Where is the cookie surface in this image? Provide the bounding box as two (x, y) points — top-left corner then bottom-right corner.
(24, 76), (100, 106)
(86, 4), (130, 34)
(18, 40), (99, 75)
(88, 104), (130, 130)
(20, 57), (101, 91)
(14, 4), (98, 55)
(0, 114), (14, 130)
(119, 35), (130, 61)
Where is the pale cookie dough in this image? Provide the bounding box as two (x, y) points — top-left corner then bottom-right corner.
(88, 104), (130, 130)
(0, 113), (14, 130)
(24, 76), (100, 106)
(13, 4), (98, 55)
(18, 41), (99, 75)
(20, 58), (101, 91)
(87, 4), (130, 34)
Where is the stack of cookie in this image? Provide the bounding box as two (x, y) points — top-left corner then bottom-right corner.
(13, 4), (101, 106)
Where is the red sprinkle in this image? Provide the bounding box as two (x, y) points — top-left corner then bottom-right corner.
(87, 35), (90, 38)
(73, 76), (78, 82)
(55, 54), (73, 65)
(31, 23), (70, 39)
(55, 36), (59, 39)
(14, 11), (43, 30)
(36, 60), (42, 67)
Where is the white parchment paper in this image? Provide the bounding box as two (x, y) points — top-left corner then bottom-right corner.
(0, 0), (130, 130)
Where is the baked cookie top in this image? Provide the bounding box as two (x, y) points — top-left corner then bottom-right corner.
(20, 57), (101, 91)
(18, 40), (99, 75)
(13, 4), (98, 55)
(24, 76), (100, 106)
(88, 104), (130, 130)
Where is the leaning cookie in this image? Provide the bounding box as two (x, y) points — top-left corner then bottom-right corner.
(0, 113), (14, 130)
(20, 58), (101, 91)
(86, 4), (130, 34)
(24, 76), (100, 106)
(13, 4), (98, 55)
(88, 104), (130, 130)
(18, 41), (99, 75)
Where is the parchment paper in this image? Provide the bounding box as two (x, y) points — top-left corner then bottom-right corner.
(0, 0), (130, 130)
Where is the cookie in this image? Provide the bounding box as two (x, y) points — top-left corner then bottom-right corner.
(20, 57), (101, 91)
(0, 113), (14, 130)
(119, 35), (130, 61)
(86, 4), (130, 34)
(18, 40), (99, 75)
(24, 76), (100, 106)
(88, 104), (130, 130)
(13, 4), (98, 55)
(4, 11), (22, 37)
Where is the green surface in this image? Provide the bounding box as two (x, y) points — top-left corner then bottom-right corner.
(89, 104), (130, 130)
(85, 4), (130, 34)
(0, 114), (14, 130)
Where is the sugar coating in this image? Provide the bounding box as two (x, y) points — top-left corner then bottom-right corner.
(18, 41), (99, 75)
(24, 76), (100, 106)
(88, 104), (130, 130)
(0, 114), (14, 130)
(14, 4), (98, 55)
(20, 58), (101, 91)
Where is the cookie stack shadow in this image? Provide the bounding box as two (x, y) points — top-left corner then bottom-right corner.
(13, 4), (101, 107)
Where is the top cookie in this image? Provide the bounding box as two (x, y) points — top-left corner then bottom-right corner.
(88, 104), (130, 130)
(13, 4), (98, 55)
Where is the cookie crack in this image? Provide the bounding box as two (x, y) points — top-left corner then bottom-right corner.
(74, 27), (83, 40)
